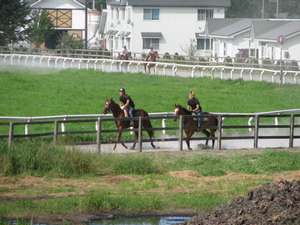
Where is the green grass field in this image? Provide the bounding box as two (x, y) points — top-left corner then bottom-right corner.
(1, 142), (300, 223)
(0, 68), (300, 223)
(0, 67), (299, 117)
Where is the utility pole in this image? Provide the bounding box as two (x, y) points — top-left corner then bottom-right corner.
(85, 0), (88, 49)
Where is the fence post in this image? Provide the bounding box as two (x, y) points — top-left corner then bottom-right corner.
(178, 115), (183, 151)
(217, 115), (223, 150)
(8, 122), (14, 148)
(254, 115), (259, 149)
(53, 120), (58, 145)
(96, 117), (102, 153)
(138, 116), (143, 152)
(289, 114), (295, 148)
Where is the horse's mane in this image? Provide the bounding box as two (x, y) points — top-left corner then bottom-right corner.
(177, 105), (192, 115)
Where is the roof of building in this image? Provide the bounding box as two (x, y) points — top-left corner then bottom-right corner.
(206, 19), (300, 42)
(206, 18), (252, 37)
(254, 21), (300, 41)
(107, 0), (231, 7)
(25, 0), (86, 7)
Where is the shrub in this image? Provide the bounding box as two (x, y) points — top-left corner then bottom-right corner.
(0, 142), (96, 177)
(163, 52), (171, 59)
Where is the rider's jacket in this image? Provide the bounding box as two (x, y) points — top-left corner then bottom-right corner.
(120, 95), (135, 108)
(187, 97), (202, 112)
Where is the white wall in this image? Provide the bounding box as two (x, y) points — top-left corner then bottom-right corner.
(72, 10), (86, 30)
(105, 5), (226, 54)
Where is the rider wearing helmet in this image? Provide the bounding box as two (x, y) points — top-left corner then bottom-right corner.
(119, 88), (135, 118)
(187, 91), (203, 128)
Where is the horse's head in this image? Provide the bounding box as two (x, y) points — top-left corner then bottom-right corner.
(174, 104), (191, 121)
(103, 98), (114, 114)
(154, 51), (160, 58)
(174, 104), (182, 121)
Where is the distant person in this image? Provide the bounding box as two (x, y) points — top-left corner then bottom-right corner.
(146, 47), (155, 61)
(121, 46), (128, 57)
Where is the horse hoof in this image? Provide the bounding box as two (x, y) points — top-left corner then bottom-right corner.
(188, 148), (193, 151)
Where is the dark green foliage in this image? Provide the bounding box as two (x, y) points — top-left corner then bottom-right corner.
(0, 0), (31, 45)
(227, 0), (300, 18)
(29, 10), (54, 47)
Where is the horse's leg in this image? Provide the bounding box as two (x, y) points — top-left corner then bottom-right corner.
(210, 129), (217, 149)
(143, 118), (156, 149)
(211, 130), (216, 149)
(185, 130), (194, 151)
(113, 129), (127, 151)
(202, 129), (211, 148)
(131, 131), (138, 150)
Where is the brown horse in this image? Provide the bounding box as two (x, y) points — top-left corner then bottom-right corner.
(117, 52), (132, 72)
(103, 98), (156, 150)
(174, 104), (218, 150)
(144, 51), (159, 73)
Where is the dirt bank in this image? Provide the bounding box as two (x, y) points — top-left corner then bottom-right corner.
(185, 180), (300, 225)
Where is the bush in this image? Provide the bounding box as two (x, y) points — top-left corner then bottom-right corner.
(163, 52), (171, 59)
(224, 56), (233, 66)
(0, 142), (96, 177)
(57, 33), (83, 49)
(174, 52), (185, 61)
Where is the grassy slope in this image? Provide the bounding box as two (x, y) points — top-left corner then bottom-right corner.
(0, 68), (299, 116)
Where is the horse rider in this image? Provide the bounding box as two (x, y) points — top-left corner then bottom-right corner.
(119, 88), (135, 119)
(121, 46), (128, 58)
(187, 91), (203, 128)
(146, 47), (155, 61)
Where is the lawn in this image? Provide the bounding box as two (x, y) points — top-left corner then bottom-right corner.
(1, 141), (300, 223)
(0, 68), (300, 223)
(0, 68), (299, 117)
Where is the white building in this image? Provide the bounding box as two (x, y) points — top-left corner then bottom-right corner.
(205, 19), (300, 62)
(104, 0), (231, 55)
(27, 0), (101, 48)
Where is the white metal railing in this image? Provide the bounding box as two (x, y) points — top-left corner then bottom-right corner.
(1, 53), (300, 85)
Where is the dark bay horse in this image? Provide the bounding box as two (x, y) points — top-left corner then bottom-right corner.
(144, 51), (159, 73)
(103, 98), (156, 150)
(174, 104), (218, 150)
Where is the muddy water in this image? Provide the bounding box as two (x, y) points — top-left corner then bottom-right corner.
(6, 216), (191, 225)
(90, 216), (191, 225)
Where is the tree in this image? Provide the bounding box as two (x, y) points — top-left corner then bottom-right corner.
(57, 33), (83, 49)
(181, 39), (198, 60)
(29, 11), (54, 48)
(0, 0), (31, 46)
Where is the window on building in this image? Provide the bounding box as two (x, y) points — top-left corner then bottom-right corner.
(143, 38), (159, 49)
(197, 38), (213, 50)
(144, 8), (160, 20)
(197, 9), (214, 21)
